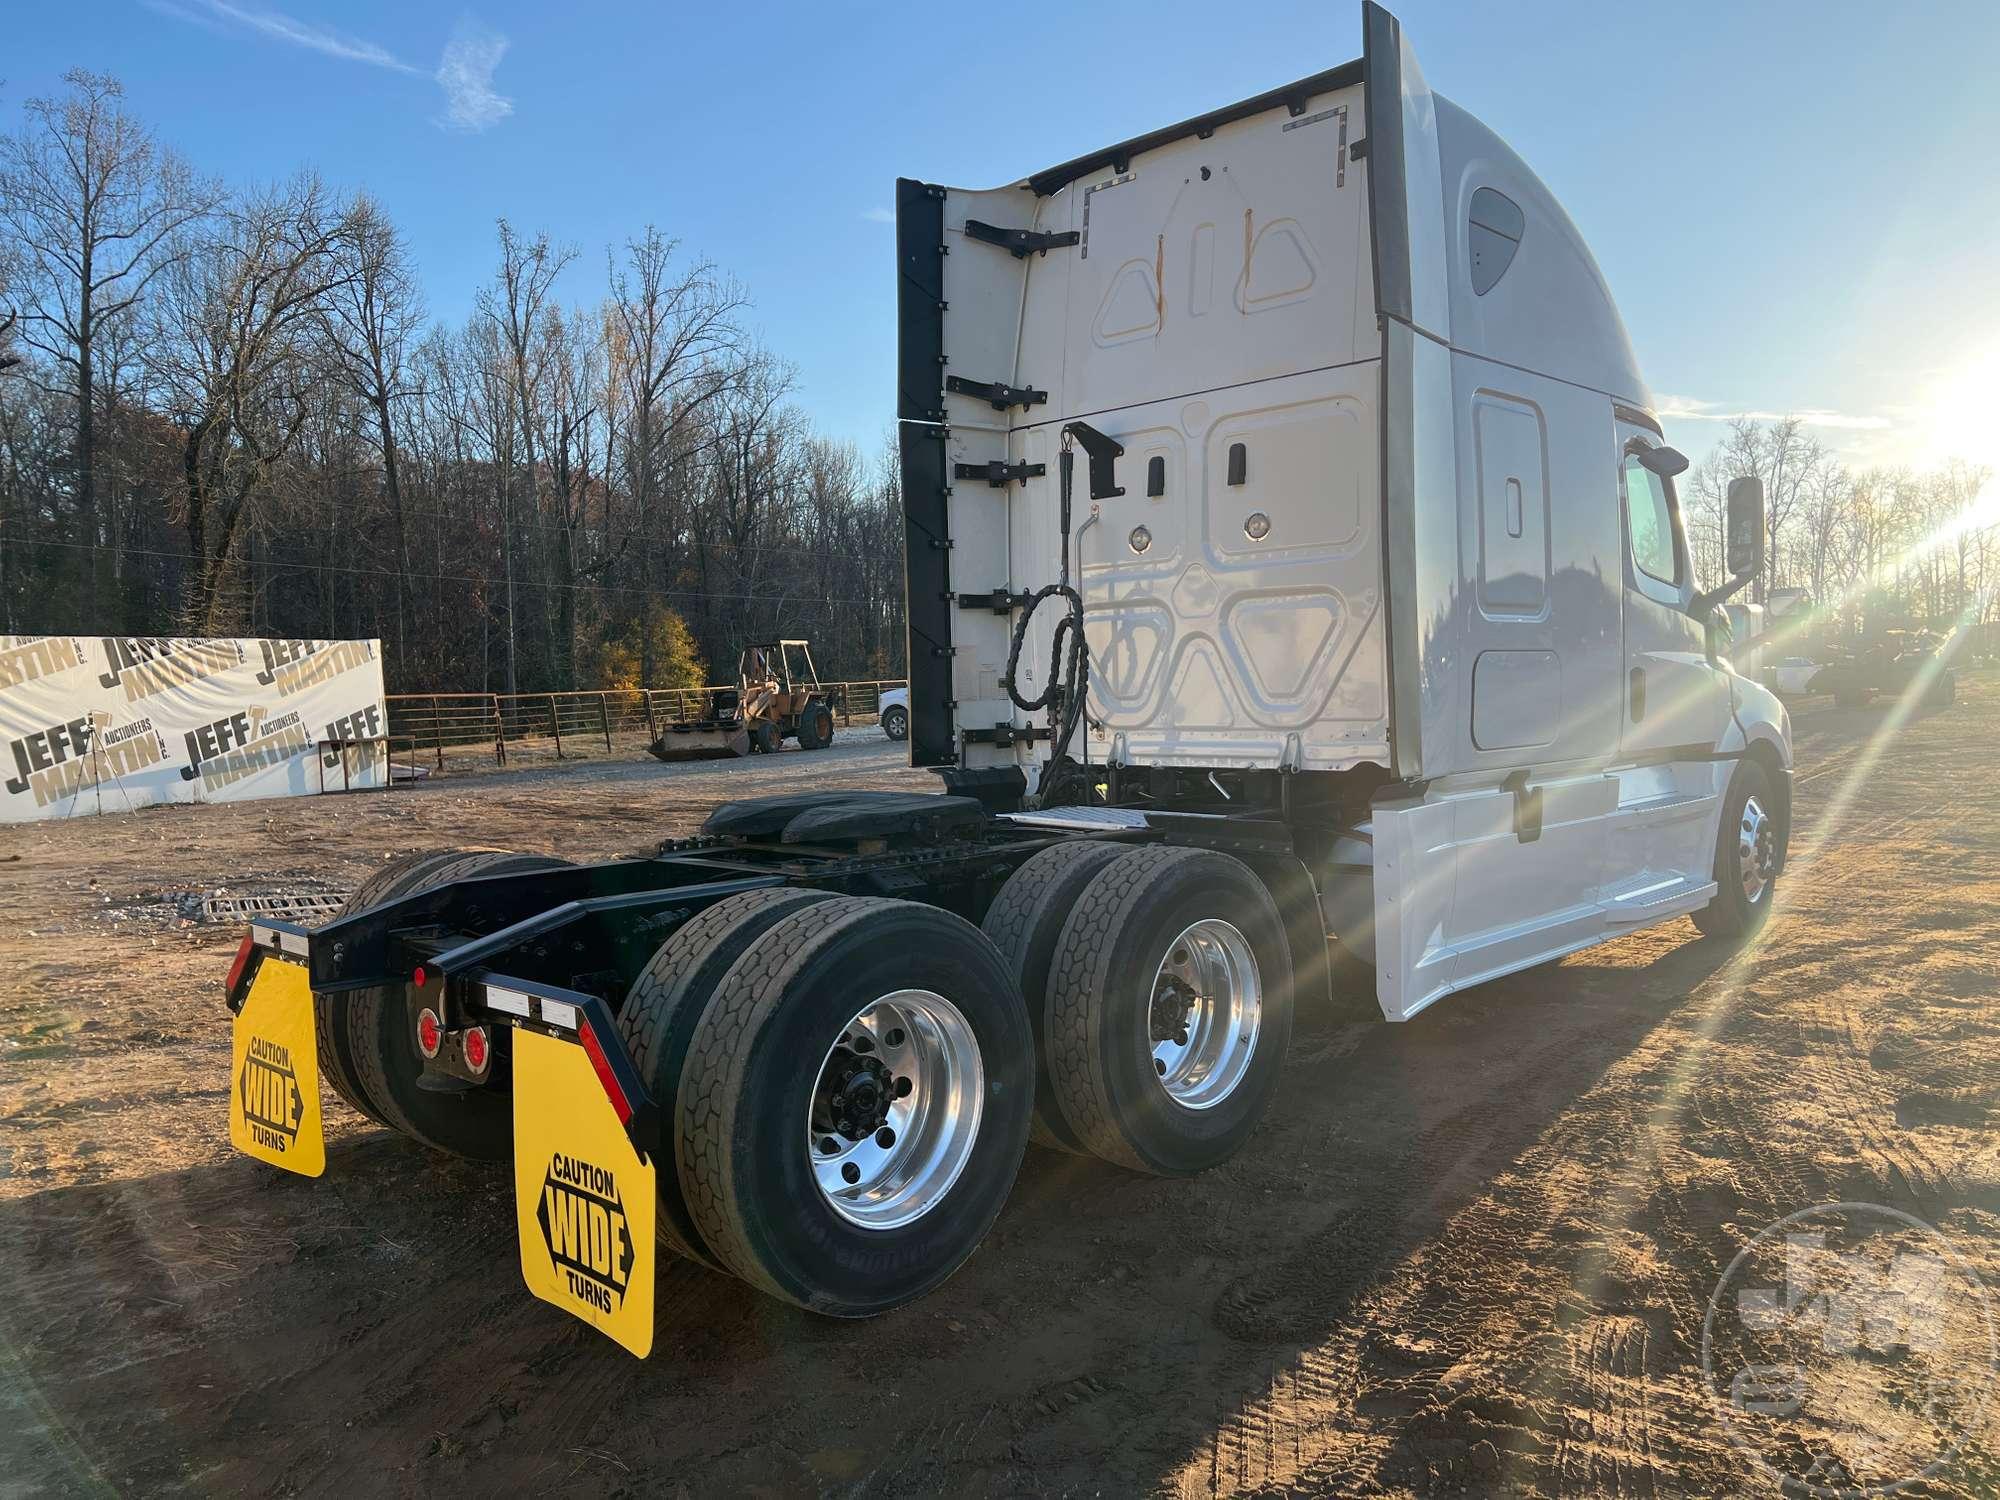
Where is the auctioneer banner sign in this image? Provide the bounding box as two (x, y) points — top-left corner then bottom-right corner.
(0, 636), (388, 824)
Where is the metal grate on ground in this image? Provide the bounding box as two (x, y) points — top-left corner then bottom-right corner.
(201, 892), (350, 925)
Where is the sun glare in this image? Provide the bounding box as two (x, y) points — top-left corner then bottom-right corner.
(1914, 346), (2000, 475)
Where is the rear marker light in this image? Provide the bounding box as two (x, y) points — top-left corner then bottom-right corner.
(416, 1007), (442, 1059)
(462, 1025), (490, 1075)
(412, 965), (431, 988)
(576, 1019), (634, 1125)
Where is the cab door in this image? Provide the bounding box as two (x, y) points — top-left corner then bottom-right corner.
(1616, 423), (1725, 758)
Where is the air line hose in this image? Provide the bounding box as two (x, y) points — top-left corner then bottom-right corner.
(1001, 431), (1090, 801)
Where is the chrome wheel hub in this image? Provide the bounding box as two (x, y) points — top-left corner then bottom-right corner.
(1738, 794), (1777, 905)
(1148, 919), (1262, 1110)
(807, 990), (983, 1230)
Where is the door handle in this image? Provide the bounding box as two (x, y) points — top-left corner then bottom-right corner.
(1629, 667), (1646, 721)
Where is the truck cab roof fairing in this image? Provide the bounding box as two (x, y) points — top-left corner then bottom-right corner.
(1432, 96), (1651, 410)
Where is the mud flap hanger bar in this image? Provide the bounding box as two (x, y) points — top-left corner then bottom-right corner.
(963, 219), (1080, 258)
(474, 972), (663, 1162)
(945, 375), (1047, 412)
(954, 459), (1045, 487)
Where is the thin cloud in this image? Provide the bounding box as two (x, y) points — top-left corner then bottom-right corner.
(861, 207), (895, 225)
(142, 1), (514, 133)
(435, 17), (513, 132)
(190, 0), (422, 73)
(1657, 395), (1892, 432)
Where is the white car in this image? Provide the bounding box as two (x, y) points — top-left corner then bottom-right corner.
(878, 687), (909, 741)
(1769, 657), (1819, 696)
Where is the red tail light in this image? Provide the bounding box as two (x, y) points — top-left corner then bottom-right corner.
(225, 936), (255, 1006)
(577, 1019), (634, 1125)
(462, 1025), (490, 1075)
(415, 1007), (442, 1059)
(412, 965), (431, 989)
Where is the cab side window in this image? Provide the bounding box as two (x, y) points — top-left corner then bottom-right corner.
(1622, 455), (1681, 587)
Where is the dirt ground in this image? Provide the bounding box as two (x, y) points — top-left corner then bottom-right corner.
(1, 689), (1995, 1498)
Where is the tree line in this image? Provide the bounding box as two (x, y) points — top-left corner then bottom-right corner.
(1681, 420), (1993, 639)
(0, 71), (907, 695)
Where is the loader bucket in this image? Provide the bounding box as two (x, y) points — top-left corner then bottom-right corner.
(648, 723), (751, 762)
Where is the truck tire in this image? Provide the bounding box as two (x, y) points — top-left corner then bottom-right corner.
(882, 705), (908, 742)
(346, 850), (572, 1159)
(1044, 846), (1293, 1176)
(795, 702), (835, 750)
(676, 896), (1033, 1315)
(1691, 761), (1780, 943)
(316, 847), (501, 1129)
(617, 887), (837, 1268)
(979, 839), (1128, 1153)
(748, 721), (780, 754)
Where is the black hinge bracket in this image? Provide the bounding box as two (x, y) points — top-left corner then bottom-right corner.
(945, 375), (1048, 412)
(963, 723), (1051, 748)
(954, 588), (1034, 615)
(953, 460), (1045, 487)
(964, 219), (1081, 258)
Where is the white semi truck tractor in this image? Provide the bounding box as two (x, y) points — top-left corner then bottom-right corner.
(221, 2), (1789, 1356)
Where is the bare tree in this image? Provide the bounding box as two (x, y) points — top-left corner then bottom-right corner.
(148, 174), (358, 631)
(478, 220), (575, 694)
(607, 227), (744, 679)
(323, 194), (423, 660)
(0, 70), (218, 612)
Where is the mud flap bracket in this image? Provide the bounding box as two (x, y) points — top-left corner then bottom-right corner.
(953, 459), (1046, 487)
(945, 375), (1048, 411)
(963, 219), (1080, 258)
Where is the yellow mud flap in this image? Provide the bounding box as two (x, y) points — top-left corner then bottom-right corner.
(228, 958), (326, 1177)
(512, 1027), (656, 1357)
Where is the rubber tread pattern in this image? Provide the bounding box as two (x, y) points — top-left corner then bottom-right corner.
(676, 897), (894, 1298)
(315, 847), (494, 1126)
(616, 886), (836, 1266)
(347, 851), (568, 1155)
(979, 839), (1127, 1151)
(1045, 845), (1233, 1173)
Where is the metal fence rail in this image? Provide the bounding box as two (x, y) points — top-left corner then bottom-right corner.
(385, 680), (907, 770)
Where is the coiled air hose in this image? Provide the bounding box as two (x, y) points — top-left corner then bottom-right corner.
(1001, 431), (1090, 802)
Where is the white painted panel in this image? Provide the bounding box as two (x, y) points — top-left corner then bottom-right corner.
(1058, 82), (1370, 420)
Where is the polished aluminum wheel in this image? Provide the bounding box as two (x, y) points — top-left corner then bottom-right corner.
(1738, 794), (1777, 905)
(1148, 919), (1262, 1110)
(807, 990), (983, 1230)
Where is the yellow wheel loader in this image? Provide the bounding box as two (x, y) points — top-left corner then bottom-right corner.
(647, 639), (837, 762)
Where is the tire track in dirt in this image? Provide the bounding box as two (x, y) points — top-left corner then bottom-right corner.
(1166, 703), (1995, 1500)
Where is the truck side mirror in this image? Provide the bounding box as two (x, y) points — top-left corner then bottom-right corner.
(1633, 443), (1689, 479)
(1726, 476), (1765, 579)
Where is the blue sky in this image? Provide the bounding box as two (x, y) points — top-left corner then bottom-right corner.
(9, 1), (1999, 473)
